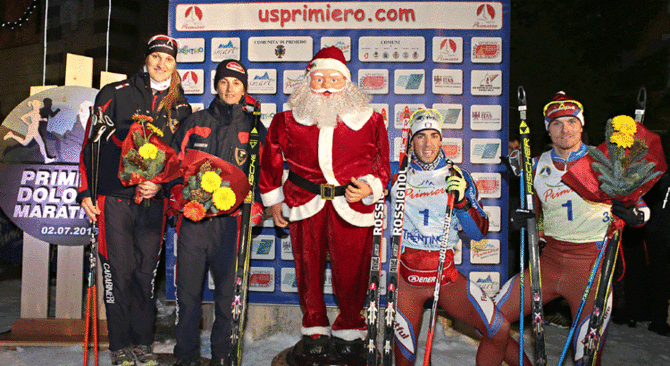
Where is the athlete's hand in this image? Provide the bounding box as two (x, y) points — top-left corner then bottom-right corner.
(611, 200), (645, 226)
(510, 208), (535, 231)
(445, 166), (467, 204)
(271, 203), (289, 228)
(345, 177), (372, 203)
(81, 197), (100, 223)
(137, 181), (161, 199)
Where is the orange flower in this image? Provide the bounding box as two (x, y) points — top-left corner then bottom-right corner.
(183, 200), (206, 221)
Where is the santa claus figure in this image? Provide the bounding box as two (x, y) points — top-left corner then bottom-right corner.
(260, 46), (390, 364)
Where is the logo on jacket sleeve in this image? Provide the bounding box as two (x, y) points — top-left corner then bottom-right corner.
(235, 147), (247, 166)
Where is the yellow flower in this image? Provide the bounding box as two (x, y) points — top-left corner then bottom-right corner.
(201, 171), (222, 193)
(610, 131), (635, 149)
(212, 186), (236, 211)
(611, 115), (637, 136)
(138, 143), (158, 159)
(132, 114), (153, 124)
(146, 123), (164, 137)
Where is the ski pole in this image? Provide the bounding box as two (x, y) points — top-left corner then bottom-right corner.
(517, 86), (527, 366)
(423, 165), (456, 366)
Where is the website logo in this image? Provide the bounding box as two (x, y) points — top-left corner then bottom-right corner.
(358, 69), (389, 94)
(176, 38), (205, 63)
(471, 70), (502, 96)
(471, 37), (502, 63)
(251, 235), (275, 260)
(249, 267), (275, 292)
(432, 69), (463, 95)
(471, 172), (501, 198)
(394, 70), (425, 94)
(179, 69), (204, 94)
(470, 239), (500, 264)
(248, 69), (277, 95)
(470, 105), (502, 131)
(211, 38), (241, 62)
(432, 37), (463, 63)
(441, 138), (463, 164)
(180, 5), (204, 30)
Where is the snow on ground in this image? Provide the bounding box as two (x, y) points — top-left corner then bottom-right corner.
(1, 265), (669, 365)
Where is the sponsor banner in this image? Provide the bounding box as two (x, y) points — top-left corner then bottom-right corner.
(394, 69), (425, 94)
(441, 137), (463, 164)
(251, 234), (276, 260)
(470, 238), (500, 264)
(358, 36), (425, 62)
(370, 103), (390, 128)
(471, 37), (502, 63)
(248, 36), (313, 62)
(432, 37), (463, 63)
(248, 69), (278, 95)
(249, 267), (276, 292)
(483, 205), (501, 232)
(470, 138), (501, 164)
(283, 70), (307, 94)
(175, 2), (503, 31)
(432, 69), (463, 95)
(178, 69), (205, 94)
(471, 172), (501, 198)
(470, 104), (502, 131)
(0, 86), (98, 245)
(176, 38), (206, 62)
(433, 103), (463, 130)
(189, 102), (205, 112)
(280, 235), (294, 260)
(469, 271), (500, 297)
(470, 70), (502, 96)
(393, 104), (425, 129)
(358, 69), (389, 94)
(261, 103), (277, 129)
(454, 239), (463, 265)
(320, 36), (352, 61)
(211, 37), (241, 62)
(280, 267), (298, 293)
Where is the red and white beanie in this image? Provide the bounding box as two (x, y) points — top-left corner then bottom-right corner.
(543, 91), (584, 130)
(306, 46), (350, 80)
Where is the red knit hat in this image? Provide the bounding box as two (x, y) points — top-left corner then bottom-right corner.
(543, 91), (584, 130)
(306, 46), (350, 80)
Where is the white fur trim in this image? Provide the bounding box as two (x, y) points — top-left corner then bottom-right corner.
(260, 186), (285, 208)
(302, 326), (331, 337)
(359, 174), (383, 205)
(288, 195), (325, 222)
(339, 106), (374, 131)
(309, 58), (351, 80)
(331, 328), (367, 341)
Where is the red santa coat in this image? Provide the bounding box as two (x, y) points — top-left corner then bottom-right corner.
(259, 108), (390, 226)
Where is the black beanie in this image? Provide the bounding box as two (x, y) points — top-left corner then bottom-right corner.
(145, 34), (178, 58)
(214, 60), (248, 91)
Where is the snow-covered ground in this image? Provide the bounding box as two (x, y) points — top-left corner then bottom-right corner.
(1, 263), (669, 366)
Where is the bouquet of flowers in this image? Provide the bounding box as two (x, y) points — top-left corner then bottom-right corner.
(562, 115), (666, 208)
(169, 149), (250, 222)
(118, 114), (181, 205)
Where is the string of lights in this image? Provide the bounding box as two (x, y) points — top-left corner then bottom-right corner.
(1, 0), (39, 29)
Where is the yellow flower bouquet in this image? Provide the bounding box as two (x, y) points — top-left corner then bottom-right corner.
(169, 149), (250, 222)
(118, 114), (181, 205)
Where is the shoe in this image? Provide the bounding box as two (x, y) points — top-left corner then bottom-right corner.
(172, 356), (202, 366)
(294, 335), (330, 357)
(545, 312), (571, 329)
(111, 347), (136, 366)
(649, 321), (670, 336)
(132, 344), (158, 365)
(331, 337), (365, 361)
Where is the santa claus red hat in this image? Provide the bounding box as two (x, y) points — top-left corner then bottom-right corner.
(543, 91), (584, 130)
(306, 46), (351, 80)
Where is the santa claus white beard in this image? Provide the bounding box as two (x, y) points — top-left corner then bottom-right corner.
(287, 80), (372, 128)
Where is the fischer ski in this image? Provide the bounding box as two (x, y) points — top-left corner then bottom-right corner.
(581, 87), (647, 366)
(365, 198), (385, 366)
(381, 105), (412, 366)
(518, 86), (547, 366)
(228, 100), (262, 366)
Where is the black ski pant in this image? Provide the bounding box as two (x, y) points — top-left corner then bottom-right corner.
(174, 214), (238, 361)
(98, 196), (164, 352)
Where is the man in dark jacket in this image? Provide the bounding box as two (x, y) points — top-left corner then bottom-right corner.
(169, 59), (266, 366)
(78, 34), (191, 365)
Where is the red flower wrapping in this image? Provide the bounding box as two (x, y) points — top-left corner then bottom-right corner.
(562, 122), (666, 206)
(169, 149), (250, 220)
(118, 122), (181, 204)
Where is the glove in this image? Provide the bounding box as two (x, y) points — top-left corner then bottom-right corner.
(611, 200), (644, 226)
(510, 208), (535, 231)
(446, 166), (467, 204)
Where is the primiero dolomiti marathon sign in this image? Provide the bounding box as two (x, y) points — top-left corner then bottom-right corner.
(0, 86), (98, 245)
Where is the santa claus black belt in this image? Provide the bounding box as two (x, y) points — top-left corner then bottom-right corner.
(287, 171), (350, 200)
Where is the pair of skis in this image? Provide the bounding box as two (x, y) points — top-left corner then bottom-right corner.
(83, 106), (115, 366)
(228, 100), (262, 366)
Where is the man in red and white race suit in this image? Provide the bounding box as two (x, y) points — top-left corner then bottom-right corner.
(494, 92), (649, 366)
(259, 46), (390, 361)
